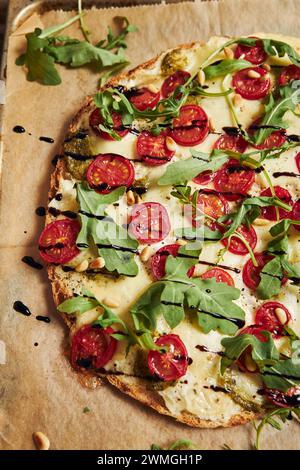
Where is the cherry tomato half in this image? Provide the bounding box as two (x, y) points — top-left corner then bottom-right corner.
(136, 131), (175, 166)
(89, 109), (128, 140)
(148, 334), (189, 381)
(39, 219), (80, 264)
(129, 202), (171, 244)
(169, 105), (209, 147)
(213, 159), (255, 201)
(192, 170), (214, 185)
(86, 154), (135, 194)
(161, 70), (191, 98)
(128, 87), (160, 111)
(232, 67), (271, 100)
(292, 200), (300, 233)
(242, 252), (287, 290)
(194, 190), (229, 224)
(295, 152), (300, 172)
(151, 244), (195, 279)
(214, 133), (248, 153)
(234, 37), (268, 65)
(71, 325), (117, 370)
(278, 65), (300, 86)
(201, 268), (235, 286)
(255, 302), (291, 337)
(221, 224), (257, 255)
(265, 386), (300, 408)
(260, 186), (293, 221)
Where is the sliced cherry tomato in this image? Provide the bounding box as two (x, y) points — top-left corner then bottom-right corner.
(255, 302), (291, 337)
(194, 190), (229, 224)
(260, 186), (293, 221)
(151, 244), (195, 279)
(253, 130), (286, 150)
(213, 159), (255, 201)
(39, 219), (80, 264)
(192, 170), (214, 185)
(86, 154), (135, 194)
(234, 37), (268, 65)
(242, 252), (287, 290)
(214, 133), (248, 153)
(222, 224), (257, 255)
(128, 87), (160, 111)
(169, 104), (209, 147)
(265, 386), (300, 408)
(148, 334), (189, 381)
(89, 109), (128, 140)
(201, 268), (235, 286)
(129, 202), (171, 244)
(161, 70), (191, 98)
(237, 325), (268, 373)
(278, 65), (300, 86)
(136, 131), (175, 166)
(232, 67), (271, 100)
(295, 152), (300, 172)
(292, 200), (300, 232)
(71, 325), (117, 370)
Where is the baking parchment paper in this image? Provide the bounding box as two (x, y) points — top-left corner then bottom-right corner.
(1, 0), (300, 450)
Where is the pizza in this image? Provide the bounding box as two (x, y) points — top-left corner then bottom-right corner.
(39, 34), (300, 428)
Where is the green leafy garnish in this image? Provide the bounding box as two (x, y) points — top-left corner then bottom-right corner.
(76, 183), (139, 276)
(204, 59), (252, 80)
(261, 38), (300, 67)
(151, 439), (196, 450)
(254, 407), (300, 450)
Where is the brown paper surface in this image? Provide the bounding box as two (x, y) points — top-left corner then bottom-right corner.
(1, 0), (300, 450)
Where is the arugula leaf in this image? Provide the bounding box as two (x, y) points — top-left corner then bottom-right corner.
(262, 358), (300, 391)
(76, 183), (139, 276)
(252, 82), (300, 145)
(57, 295), (99, 314)
(204, 59), (252, 80)
(158, 150), (228, 186)
(220, 331), (279, 374)
(96, 17), (138, 50)
(254, 407), (300, 450)
(261, 38), (300, 67)
(257, 257), (282, 299)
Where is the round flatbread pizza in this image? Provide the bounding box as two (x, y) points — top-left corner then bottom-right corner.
(41, 34), (300, 428)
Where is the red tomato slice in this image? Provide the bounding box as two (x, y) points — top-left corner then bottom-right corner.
(128, 87), (160, 111)
(39, 219), (80, 264)
(237, 325), (268, 373)
(214, 133), (248, 153)
(129, 202), (171, 244)
(194, 190), (229, 224)
(192, 170), (214, 185)
(234, 38), (267, 65)
(148, 334), (189, 381)
(89, 109), (128, 140)
(232, 67), (271, 100)
(213, 159), (255, 201)
(260, 186), (293, 221)
(254, 130), (286, 150)
(265, 386), (300, 408)
(151, 244), (195, 279)
(136, 131), (175, 166)
(295, 152), (300, 172)
(255, 302), (291, 337)
(86, 154), (135, 194)
(161, 70), (191, 98)
(201, 268), (235, 286)
(278, 65), (300, 86)
(169, 105), (209, 147)
(71, 325), (117, 370)
(292, 200), (300, 232)
(242, 252), (287, 290)
(222, 224), (257, 255)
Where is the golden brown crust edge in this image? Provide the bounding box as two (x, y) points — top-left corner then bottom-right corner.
(47, 39), (263, 428)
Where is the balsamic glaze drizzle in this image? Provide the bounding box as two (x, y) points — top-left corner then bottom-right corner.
(39, 136), (54, 144)
(48, 207), (77, 219)
(13, 125), (26, 134)
(35, 206), (46, 216)
(273, 171), (300, 178)
(36, 315), (51, 323)
(21, 256), (43, 270)
(13, 301), (31, 316)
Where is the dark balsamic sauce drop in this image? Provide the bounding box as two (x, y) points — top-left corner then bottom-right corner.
(36, 315), (51, 323)
(13, 125), (26, 134)
(13, 301), (31, 316)
(35, 206), (46, 216)
(39, 136), (54, 144)
(21, 256), (43, 270)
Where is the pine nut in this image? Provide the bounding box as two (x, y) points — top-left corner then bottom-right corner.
(103, 298), (120, 308)
(33, 431), (50, 451)
(244, 354), (257, 372)
(147, 84), (159, 94)
(260, 74), (269, 81)
(263, 63), (271, 72)
(197, 69), (206, 86)
(75, 259), (89, 272)
(89, 257), (105, 270)
(233, 93), (242, 107)
(126, 190), (135, 206)
(247, 69), (261, 79)
(112, 94), (122, 102)
(224, 46), (234, 59)
(253, 218), (271, 226)
(176, 239), (187, 246)
(275, 308), (288, 325)
(140, 246), (151, 262)
(165, 136), (177, 152)
(239, 53), (245, 59)
(209, 118), (215, 132)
